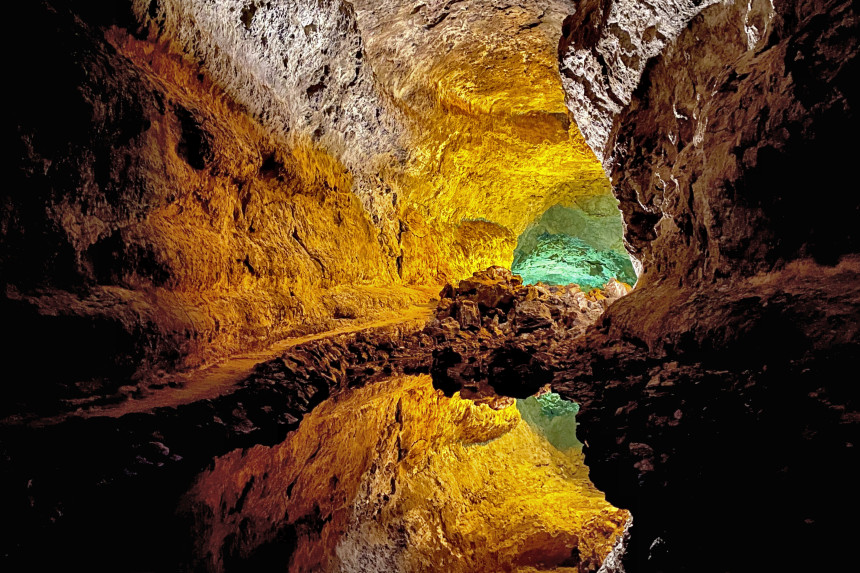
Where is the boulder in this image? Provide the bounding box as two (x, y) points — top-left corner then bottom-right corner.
(510, 300), (555, 333)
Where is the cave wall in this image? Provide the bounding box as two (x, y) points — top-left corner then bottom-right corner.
(557, 0), (860, 347)
(561, 0), (859, 282)
(132, 0), (623, 285)
(558, 0), (722, 163)
(552, 0), (860, 570)
(5, 1), (426, 406)
(351, 0), (616, 281)
(610, 0), (859, 284)
(133, 0), (407, 232)
(514, 196), (629, 260)
(5, 0), (625, 400)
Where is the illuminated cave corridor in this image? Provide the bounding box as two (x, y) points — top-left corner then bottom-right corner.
(511, 200), (637, 289)
(3, 1), (859, 573)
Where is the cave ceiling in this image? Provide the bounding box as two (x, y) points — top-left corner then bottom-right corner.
(351, 0), (609, 237)
(139, 0), (613, 282)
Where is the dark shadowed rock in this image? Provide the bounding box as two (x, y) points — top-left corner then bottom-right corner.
(510, 300), (554, 333)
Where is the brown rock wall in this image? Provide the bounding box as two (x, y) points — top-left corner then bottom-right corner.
(554, 0), (860, 570)
(4, 2), (423, 404)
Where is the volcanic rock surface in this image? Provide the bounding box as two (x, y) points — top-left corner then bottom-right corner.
(5, 0), (619, 403)
(4, 0), (859, 572)
(550, 0), (860, 570)
(424, 266), (631, 400)
(6, 0), (427, 407)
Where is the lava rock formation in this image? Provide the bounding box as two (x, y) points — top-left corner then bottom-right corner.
(4, 0), (859, 572)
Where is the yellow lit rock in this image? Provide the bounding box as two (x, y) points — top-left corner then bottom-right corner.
(184, 375), (628, 572)
(38, 27), (430, 378)
(352, 1), (613, 284)
(6, 0), (624, 390)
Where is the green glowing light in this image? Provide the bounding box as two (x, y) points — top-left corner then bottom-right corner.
(516, 392), (582, 451)
(511, 233), (636, 290)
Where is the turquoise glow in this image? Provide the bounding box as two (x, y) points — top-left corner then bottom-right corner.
(511, 233), (636, 290)
(516, 392), (582, 451)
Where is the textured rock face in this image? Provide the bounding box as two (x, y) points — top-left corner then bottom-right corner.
(517, 391), (583, 451)
(5, 0), (621, 401)
(512, 234), (636, 289)
(550, 0), (860, 570)
(561, 0), (859, 283)
(558, 0), (720, 162)
(514, 197), (630, 261)
(511, 197), (637, 288)
(5, 1), (432, 407)
(134, 0), (405, 226)
(556, 259), (860, 572)
(184, 375), (627, 573)
(351, 0), (616, 281)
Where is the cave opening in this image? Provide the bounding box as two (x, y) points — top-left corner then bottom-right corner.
(511, 199), (638, 289)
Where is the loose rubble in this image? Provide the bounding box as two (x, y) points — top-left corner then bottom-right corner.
(423, 266), (630, 402)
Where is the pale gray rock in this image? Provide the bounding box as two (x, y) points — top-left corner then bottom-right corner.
(559, 0), (720, 163)
(134, 0), (406, 224)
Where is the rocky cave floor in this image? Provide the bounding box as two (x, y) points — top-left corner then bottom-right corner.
(3, 260), (860, 572)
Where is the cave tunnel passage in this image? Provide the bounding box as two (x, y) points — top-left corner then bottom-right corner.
(511, 198), (638, 289)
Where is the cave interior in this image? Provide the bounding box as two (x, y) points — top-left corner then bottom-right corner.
(3, 1), (859, 572)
